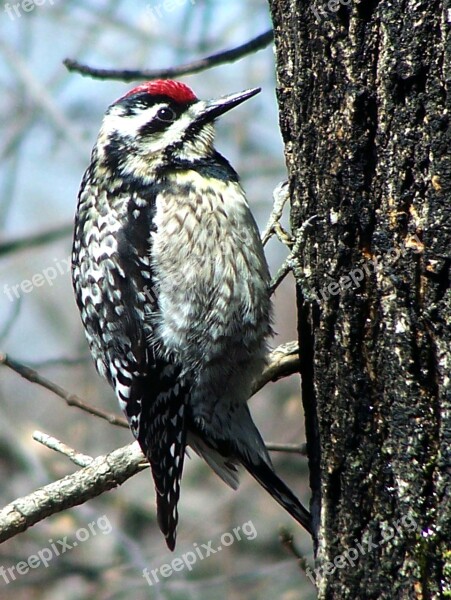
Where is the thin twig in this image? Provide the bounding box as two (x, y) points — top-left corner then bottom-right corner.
(279, 527), (313, 577)
(252, 341), (300, 395)
(2, 342), (300, 429)
(33, 431), (94, 467)
(0, 353), (128, 428)
(270, 260), (293, 295)
(0, 223), (72, 257)
(0, 40), (88, 158)
(266, 442), (307, 455)
(64, 30), (274, 81)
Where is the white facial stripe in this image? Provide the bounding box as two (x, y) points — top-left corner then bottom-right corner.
(162, 109), (216, 158)
(100, 102), (216, 159)
(102, 103), (169, 139)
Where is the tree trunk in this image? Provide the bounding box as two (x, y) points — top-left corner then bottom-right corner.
(268, 1), (450, 598)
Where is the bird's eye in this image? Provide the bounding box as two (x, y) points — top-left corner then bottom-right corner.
(156, 107), (176, 122)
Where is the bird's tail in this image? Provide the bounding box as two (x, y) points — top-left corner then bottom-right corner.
(137, 365), (188, 551)
(191, 401), (313, 536)
(231, 404), (313, 535)
(242, 456), (313, 535)
(149, 404), (187, 551)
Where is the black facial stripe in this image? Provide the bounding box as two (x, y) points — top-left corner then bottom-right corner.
(116, 93), (193, 139)
(138, 118), (174, 137)
(156, 151), (240, 183)
(181, 119), (205, 143)
(161, 117), (210, 160)
(104, 131), (133, 171)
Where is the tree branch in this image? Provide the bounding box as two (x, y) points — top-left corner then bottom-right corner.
(0, 342), (302, 543)
(63, 30), (274, 81)
(1, 341), (300, 429)
(0, 223), (72, 257)
(33, 431), (94, 467)
(0, 442), (146, 543)
(266, 442), (307, 455)
(252, 341), (300, 394)
(0, 353), (129, 428)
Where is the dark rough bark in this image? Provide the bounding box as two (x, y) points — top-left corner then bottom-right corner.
(268, 1), (450, 598)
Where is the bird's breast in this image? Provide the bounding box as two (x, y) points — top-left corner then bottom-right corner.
(151, 172), (271, 370)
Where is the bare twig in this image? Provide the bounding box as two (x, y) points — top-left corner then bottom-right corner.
(33, 431), (94, 467)
(0, 437), (306, 543)
(279, 527), (312, 576)
(2, 342), (300, 429)
(0, 353), (128, 428)
(64, 30), (274, 81)
(0, 223), (72, 257)
(270, 261), (293, 295)
(0, 40), (88, 158)
(252, 341), (300, 395)
(266, 442), (307, 455)
(0, 442), (146, 543)
(0, 342), (303, 542)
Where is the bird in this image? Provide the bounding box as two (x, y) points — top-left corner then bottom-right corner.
(71, 79), (312, 550)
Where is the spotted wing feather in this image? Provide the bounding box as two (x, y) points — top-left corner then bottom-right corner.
(73, 179), (189, 550)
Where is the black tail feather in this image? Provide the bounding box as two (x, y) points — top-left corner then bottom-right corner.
(243, 457), (313, 535)
(152, 424), (186, 551)
(137, 364), (188, 551)
(149, 400), (187, 551)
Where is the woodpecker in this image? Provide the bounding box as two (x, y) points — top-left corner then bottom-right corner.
(72, 80), (312, 550)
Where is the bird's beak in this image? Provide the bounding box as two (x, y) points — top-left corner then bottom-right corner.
(194, 87), (261, 124)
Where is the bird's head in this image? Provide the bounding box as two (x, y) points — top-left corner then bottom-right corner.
(95, 79), (260, 176)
